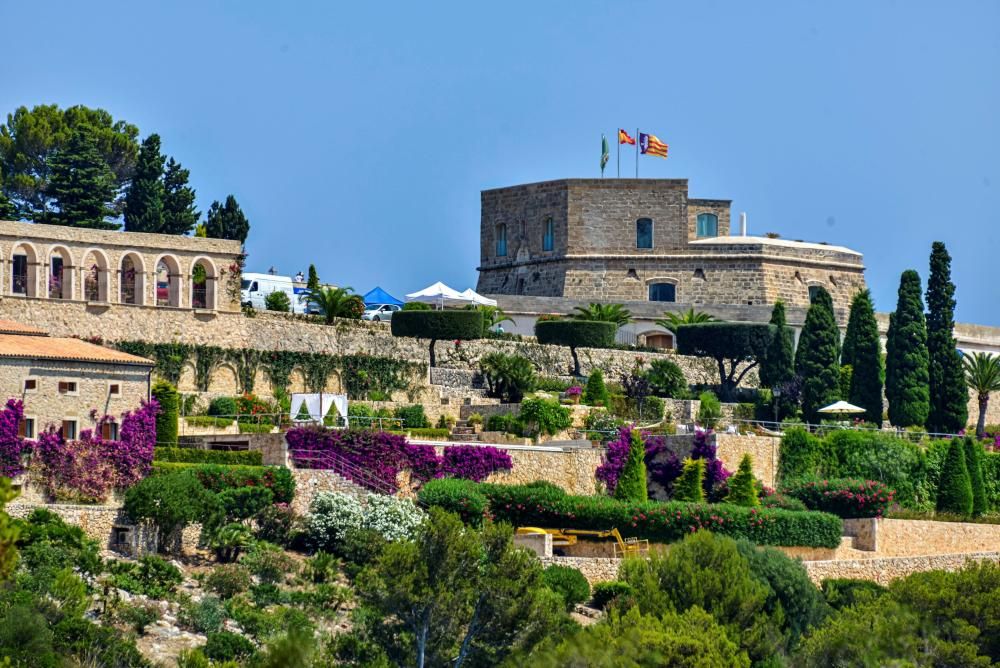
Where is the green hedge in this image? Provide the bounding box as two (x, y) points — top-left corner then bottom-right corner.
(390, 310), (483, 341)
(418, 480), (843, 548)
(150, 463), (294, 503)
(534, 320), (616, 350)
(237, 423), (275, 434)
(675, 322), (775, 360)
(153, 448), (263, 466)
(184, 416), (235, 428)
(152, 381), (179, 447)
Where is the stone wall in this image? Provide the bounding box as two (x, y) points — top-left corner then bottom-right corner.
(714, 433), (780, 489)
(7, 502), (157, 556)
(802, 552), (1000, 586)
(481, 445), (605, 496)
(539, 555), (621, 585)
(289, 468), (374, 515)
(842, 517), (1000, 557)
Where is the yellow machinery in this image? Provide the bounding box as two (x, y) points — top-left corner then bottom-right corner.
(516, 527), (649, 558)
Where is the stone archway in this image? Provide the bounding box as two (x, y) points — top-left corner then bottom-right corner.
(154, 255), (182, 307)
(9, 241), (39, 297)
(119, 252), (146, 305)
(81, 248), (110, 302)
(47, 245), (75, 299)
(190, 257), (217, 310)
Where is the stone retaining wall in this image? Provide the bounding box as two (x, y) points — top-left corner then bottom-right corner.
(539, 556), (621, 585)
(802, 552), (1000, 586)
(7, 502), (157, 556)
(842, 517), (1000, 557)
(482, 445), (605, 496)
(714, 433), (780, 489)
(289, 468), (373, 515)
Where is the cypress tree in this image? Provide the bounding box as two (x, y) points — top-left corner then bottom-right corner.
(583, 369), (609, 406)
(613, 429), (648, 502)
(885, 270), (930, 427)
(45, 125), (118, 229)
(963, 437), (987, 516)
(759, 300), (794, 389)
(161, 157), (200, 235)
(844, 290), (884, 425)
(151, 381), (179, 447)
(926, 242), (968, 434)
(673, 458), (706, 503)
(205, 195), (250, 243)
(724, 454), (759, 507)
(794, 286), (841, 424)
(936, 437), (973, 516)
(307, 264), (320, 290)
(123, 133), (165, 232)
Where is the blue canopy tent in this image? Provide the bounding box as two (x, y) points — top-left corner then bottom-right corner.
(363, 286), (404, 307)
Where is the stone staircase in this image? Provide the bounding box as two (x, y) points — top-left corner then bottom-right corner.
(450, 420), (480, 442)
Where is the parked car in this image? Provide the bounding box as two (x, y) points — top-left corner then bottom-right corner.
(362, 304), (401, 322)
(241, 272), (310, 314)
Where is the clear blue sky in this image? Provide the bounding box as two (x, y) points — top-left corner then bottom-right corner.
(3, 1), (999, 324)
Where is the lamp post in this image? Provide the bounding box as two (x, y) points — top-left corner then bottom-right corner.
(772, 387), (782, 428)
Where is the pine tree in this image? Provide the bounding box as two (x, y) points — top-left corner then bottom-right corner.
(613, 429), (648, 502)
(926, 242), (968, 434)
(844, 290), (884, 425)
(963, 437), (987, 516)
(936, 437), (973, 516)
(307, 264), (320, 290)
(205, 195), (250, 243)
(123, 133), (165, 232)
(673, 458), (706, 503)
(45, 125), (118, 229)
(0, 189), (16, 219)
(759, 301), (794, 389)
(795, 286), (841, 424)
(724, 454), (759, 507)
(161, 158), (200, 235)
(885, 270), (930, 427)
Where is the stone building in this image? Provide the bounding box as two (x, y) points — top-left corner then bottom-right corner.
(0, 220), (243, 311)
(476, 179), (866, 312)
(0, 319), (153, 439)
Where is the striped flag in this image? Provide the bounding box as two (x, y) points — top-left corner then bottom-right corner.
(618, 129), (636, 145)
(639, 132), (669, 158)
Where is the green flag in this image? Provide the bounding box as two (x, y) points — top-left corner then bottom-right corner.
(601, 134), (610, 176)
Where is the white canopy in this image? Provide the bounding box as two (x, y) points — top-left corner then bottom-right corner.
(405, 281), (466, 308)
(458, 288), (497, 307)
(289, 393), (348, 423)
(817, 400), (866, 415)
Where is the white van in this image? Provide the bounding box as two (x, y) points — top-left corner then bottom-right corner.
(241, 273), (309, 314)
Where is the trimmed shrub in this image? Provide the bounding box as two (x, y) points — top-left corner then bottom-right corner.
(964, 437), (987, 516)
(151, 463), (295, 503)
(777, 427), (824, 483)
(153, 447), (262, 466)
(697, 391), (722, 429)
(783, 479), (894, 518)
(264, 290), (291, 312)
(936, 438), (973, 515)
(419, 480), (844, 548)
(485, 412), (520, 434)
(591, 581), (635, 610)
(613, 428), (648, 502)
(725, 455), (759, 507)
(393, 405), (430, 429)
(583, 369), (609, 406)
(518, 397), (571, 437)
(759, 488), (808, 512)
(673, 459), (706, 503)
(390, 309), (483, 366)
(404, 427), (452, 440)
(535, 320), (617, 375)
(646, 358), (687, 398)
(207, 396), (238, 417)
(542, 565), (590, 610)
(151, 381), (179, 447)
(794, 286), (841, 424)
(203, 631), (255, 661)
(183, 416), (234, 428)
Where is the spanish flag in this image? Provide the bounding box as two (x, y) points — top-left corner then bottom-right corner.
(618, 129), (636, 145)
(639, 132), (669, 158)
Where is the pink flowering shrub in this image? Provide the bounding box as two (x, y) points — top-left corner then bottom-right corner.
(782, 478), (895, 518)
(0, 399), (28, 478)
(441, 445), (513, 482)
(595, 426), (633, 494)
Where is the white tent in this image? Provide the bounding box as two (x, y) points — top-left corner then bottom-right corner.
(289, 393), (348, 424)
(458, 288), (497, 307)
(405, 281), (466, 309)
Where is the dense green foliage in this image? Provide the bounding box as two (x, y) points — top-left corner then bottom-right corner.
(783, 478), (894, 518)
(697, 390), (722, 428)
(794, 286), (841, 424)
(842, 290), (884, 424)
(150, 463), (295, 503)
(44, 124), (120, 228)
(936, 438), (973, 515)
(926, 242), (969, 434)
(583, 368), (609, 406)
(759, 300), (795, 390)
(150, 381), (178, 447)
(964, 437), (988, 516)
(419, 479), (844, 548)
(964, 352), (1000, 438)
(612, 429), (648, 502)
(676, 322), (773, 400)
(517, 397), (572, 437)
(391, 309), (483, 366)
(541, 565), (590, 610)
(725, 454), (759, 507)
(672, 458), (706, 503)
(479, 352), (536, 402)
(393, 404), (430, 429)
(161, 157), (200, 234)
(534, 319), (617, 375)
(205, 194), (250, 243)
(645, 358), (687, 397)
(124, 470), (219, 541)
(123, 133), (165, 232)
(570, 302), (632, 327)
(886, 270), (931, 427)
(264, 290), (291, 312)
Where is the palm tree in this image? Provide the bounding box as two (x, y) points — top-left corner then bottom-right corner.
(963, 351), (1000, 438)
(571, 303), (632, 327)
(655, 307), (716, 331)
(305, 286), (364, 325)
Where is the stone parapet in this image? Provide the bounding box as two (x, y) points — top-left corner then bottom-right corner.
(802, 552), (1000, 586)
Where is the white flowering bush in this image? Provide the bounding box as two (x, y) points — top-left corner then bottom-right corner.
(305, 492), (364, 550)
(363, 493), (425, 542)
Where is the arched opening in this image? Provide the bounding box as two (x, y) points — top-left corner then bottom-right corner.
(10, 242), (38, 297)
(190, 258), (217, 310)
(696, 213), (719, 237)
(81, 249), (110, 302)
(47, 246), (74, 299)
(119, 253), (145, 305)
(155, 255), (181, 307)
(643, 332), (675, 350)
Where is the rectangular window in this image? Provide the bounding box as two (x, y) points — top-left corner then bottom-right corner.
(23, 378), (37, 392)
(543, 218), (554, 251)
(17, 418), (34, 439)
(648, 283), (677, 302)
(101, 422), (119, 441)
(58, 381), (78, 394)
(108, 383), (121, 396)
(496, 224), (507, 257)
(636, 218), (653, 249)
(12, 254), (27, 294)
(61, 420), (77, 440)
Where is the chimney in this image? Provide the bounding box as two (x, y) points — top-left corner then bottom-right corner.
(739, 212), (748, 236)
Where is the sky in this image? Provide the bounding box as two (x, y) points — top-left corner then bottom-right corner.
(3, 1), (999, 324)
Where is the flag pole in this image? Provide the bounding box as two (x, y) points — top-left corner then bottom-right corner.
(617, 131), (620, 179)
(635, 127), (639, 178)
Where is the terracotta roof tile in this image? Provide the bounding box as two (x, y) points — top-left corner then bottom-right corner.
(0, 333), (153, 366)
(0, 320), (48, 336)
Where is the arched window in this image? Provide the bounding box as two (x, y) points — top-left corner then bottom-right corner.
(120, 253), (145, 305)
(191, 259), (216, 310)
(648, 282), (676, 302)
(696, 213), (718, 237)
(636, 218), (653, 249)
(496, 224), (507, 257)
(155, 256), (181, 307)
(81, 250), (109, 302)
(10, 243), (38, 297)
(48, 247), (73, 299)
(542, 217), (554, 251)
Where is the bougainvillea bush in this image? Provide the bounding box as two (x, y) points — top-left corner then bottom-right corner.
(30, 400), (159, 503)
(0, 399), (28, 478)
(782, 478), (895, 518)
(440, 445), (513, 482)
(419, 479), (843, 548)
